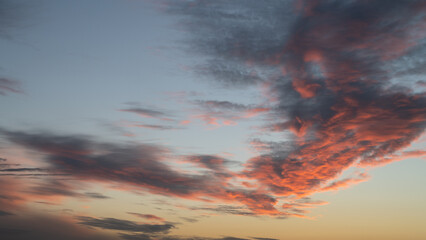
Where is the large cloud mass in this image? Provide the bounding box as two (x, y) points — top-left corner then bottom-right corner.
(167, 0), (426, 199)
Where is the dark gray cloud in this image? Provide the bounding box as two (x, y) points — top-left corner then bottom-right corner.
(119, 103), (174, 121)
(252, 238), (278, 240)
(120, 234), (260, 240)
(0, 0), (27, 39)
(77, 216), (174, 233)
(84, 192), (110, 199)
(194, 100), (249, 112)
(0, 210), (13, 216)
(167, 0), (296, 87)
(186, 155), (233, 173)
(0, 167), (45, 172)
(129, 123), (183, 130)
(0, 130), (213, 196)
(1, 130), (281, 215)
(27, 179), (82, 198)
(179, 217), (198, 223)
(0, 213), (116, 240)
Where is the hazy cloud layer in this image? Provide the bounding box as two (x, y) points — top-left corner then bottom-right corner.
(1, 1), (425, 234)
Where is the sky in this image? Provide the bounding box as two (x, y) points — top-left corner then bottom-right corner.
(0, 0), (425, 239)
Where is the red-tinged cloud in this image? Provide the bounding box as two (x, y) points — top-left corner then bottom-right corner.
(166, 0), (426, 212)
(192, 100), (270, 126)
(127, 213), (165, 222)
(359, 150), (426, 167)
(321, 173), (370, 192)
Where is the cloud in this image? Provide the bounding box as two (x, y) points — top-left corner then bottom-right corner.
(167, 0), (426, 201)
(179, 217), (198, 223)
(0, 213), (116, 240)
(189, 205), (255, 216)
(125, 122), (183, 130)
(252, 238), (279, 240)
(0, 167), (45, 172)
(1, 130), (283, 215)
(0, 0), (27, 39)
(186, 155), (233, 173)
(127, 213), (165, 222)
(76, 216), (174, 233)
(0, 78), (22, 96)
(119, 234), (265, 240)
(191, 100), (269, 126)
(0, 130), (210, 196)
(119, 103), (175, 121)
(84, 192), (111, 199)
(0, 210), (13, 216)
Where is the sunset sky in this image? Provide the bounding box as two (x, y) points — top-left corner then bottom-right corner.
(1, 0), (426, 239)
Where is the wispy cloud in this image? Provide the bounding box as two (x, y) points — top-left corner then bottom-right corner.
(127, 213), (165, 222)
(77, 216), (174, 233)
(119, 103), (175, 122)
(0, 78), (22, 96)
(191, 100), (269, 126)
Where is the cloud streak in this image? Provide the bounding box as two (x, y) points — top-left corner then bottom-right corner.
(0, 78), (22, 96)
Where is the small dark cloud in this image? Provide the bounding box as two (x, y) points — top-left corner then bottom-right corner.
(194, 100), (249, 112)
(0, 228), (28, 235)
(219, 237), (250, 240)
(0, 167), (45, 172)
(0, 163), (21, 168)
(120, 234), (260, 240)
(76, 216), (174, 233)
(28, 179), (81, 198)
(179, 217), (198, 223)
(186, 155), (231, 172)
(119, 103), (174, 121)
(129, 123), (183, 130)
(84, 192), (110, 199)
(0, 210), (13, 216)
(252, 238), (279, 240)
